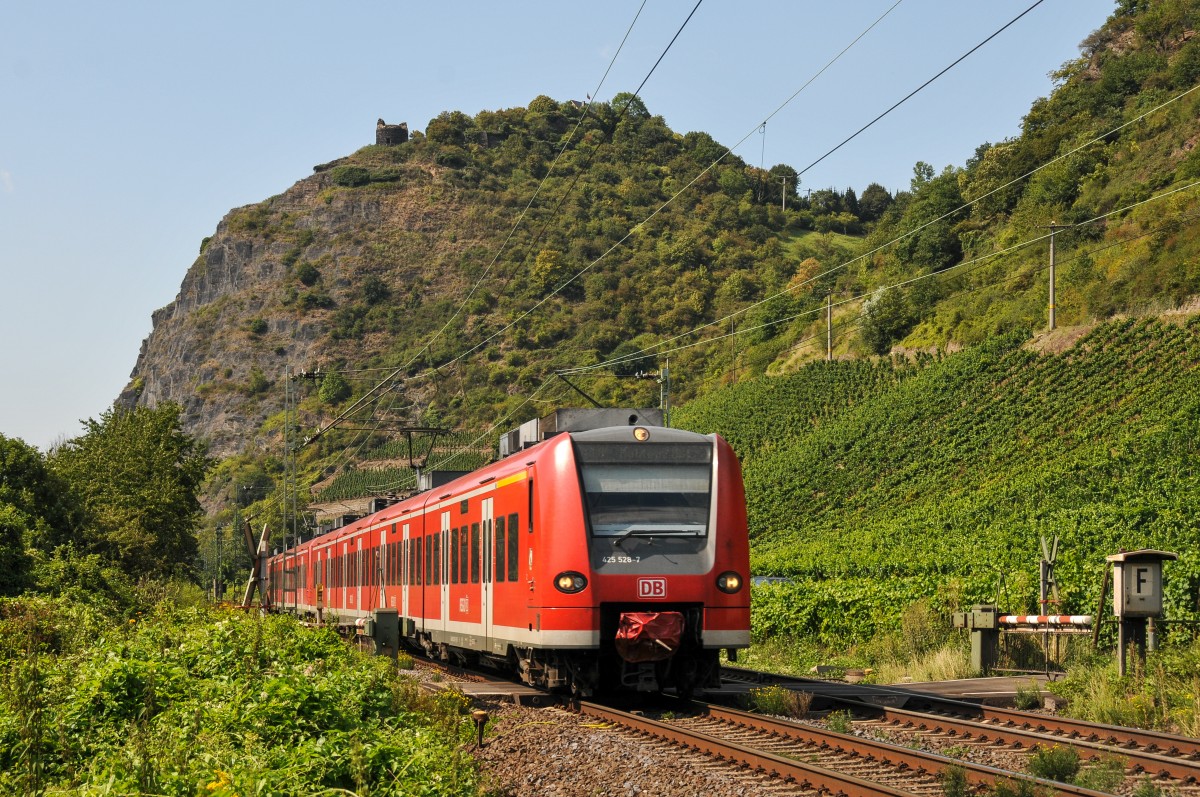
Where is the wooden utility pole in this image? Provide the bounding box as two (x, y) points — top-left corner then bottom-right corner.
(1044, 223), (1070, 331)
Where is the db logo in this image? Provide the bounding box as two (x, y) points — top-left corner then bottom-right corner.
(637, 578), (667, 599)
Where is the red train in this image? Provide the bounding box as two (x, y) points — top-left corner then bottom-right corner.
(265, 418), (750, 696)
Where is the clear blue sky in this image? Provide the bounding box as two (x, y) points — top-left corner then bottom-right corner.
(0, 1), (1115, 451)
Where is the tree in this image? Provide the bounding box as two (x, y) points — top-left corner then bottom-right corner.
(861, 287), (915, 355)
(858, 183), (894, 222)
(49, 404), (210, 579)
(0, 435), (78, 594)
(319, 371), (352, 404)
(611, 92), (649, 121)
(362, 275), (390, 305)
(843, 187), (860, 217)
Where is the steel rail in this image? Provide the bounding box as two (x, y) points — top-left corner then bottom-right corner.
(696, 702), (1111, 797)
(936, 704), (1200, 760)
(722, 665), (1200, 761)
(867, 704), (1200, 783)
(576, 700), (920, 797)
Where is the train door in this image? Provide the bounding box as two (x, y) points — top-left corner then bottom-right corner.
(401, 523), (410, 619)
(439, 511), (450, 633)
(378, 528), (386, 610)
(354, 536), (363, 612)
(482, 496), (494, 648)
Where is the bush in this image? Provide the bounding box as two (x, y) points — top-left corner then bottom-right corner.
(826, 709), (854, 734)
(1014, 680), (1042, 710)
(0, 606), (480, 795)
(746, 685), (812, 718)
(1027, 744), (1080, 783)
(330, 166), (371, 187)
(941, 764), (969, 797)
(295, 262), (320, 286)
(247, 318), (268, 335)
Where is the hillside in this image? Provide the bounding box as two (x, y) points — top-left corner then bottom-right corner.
(121, 0), (1200, 546)
(676, 316), (1200, 643)
(119, 94), (809, 468)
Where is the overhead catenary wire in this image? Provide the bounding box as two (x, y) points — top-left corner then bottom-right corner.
(437, 1), (905, 372)
(565, 78), (1200, 375)
(305, 0), (694, 447)
(797, 0), (1047, 177)
(310, 0), (903, 446)
(410, 0), (650, 370)
(561, 178), (1200, 371)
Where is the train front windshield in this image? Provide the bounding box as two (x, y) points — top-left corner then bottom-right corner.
(574, 441), (712, 538)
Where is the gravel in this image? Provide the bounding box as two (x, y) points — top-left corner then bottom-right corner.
(468, 697), (801, 796)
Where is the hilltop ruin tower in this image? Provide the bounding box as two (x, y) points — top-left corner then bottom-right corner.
(376, 119), (409, 145)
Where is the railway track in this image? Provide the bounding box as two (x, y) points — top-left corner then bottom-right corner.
(721, 665), (1200, 792)
(574, 699), (1116, 797)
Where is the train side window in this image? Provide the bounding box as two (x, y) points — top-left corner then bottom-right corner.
(430, 535), (436, 585)
(471, 523), (480, 584)
(457, 527), (466, 584)
(495, 516), (506, 583)
(508, 513), (519, 581)
(451, 528), (460, 584)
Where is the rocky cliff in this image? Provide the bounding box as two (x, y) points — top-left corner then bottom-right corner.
(118, 149), (486, 458)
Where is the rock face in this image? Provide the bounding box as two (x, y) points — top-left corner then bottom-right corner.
(118, 151), (470, 458)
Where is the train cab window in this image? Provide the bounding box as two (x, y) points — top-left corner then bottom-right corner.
(495, 516), (506, 582)
(471, 523), (480, 584)
(574, 441), (712, 538)
(507, 513), (520, 581)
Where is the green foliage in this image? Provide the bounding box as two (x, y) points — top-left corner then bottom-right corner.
(0, 602), (479, 795)
(1133, 777), (1163, 797)
(49, 404), (210, 580)
(1014, 680), (1043, 711)
(825, 710), (853, 734)
(746, 685), (812, 718)
(1073, 755), (1127, 793)
(362, 274), (391, 305)
(989, 778), (1036, 797)
(1048, 639), (1200, 734)
(1027, 745), (1080, 783)
(246, 317), (268, 335)
(0, 435), (80, 595)
(245, 365), (270, 396)
(330, 165), (371, 187)
(297, 288), (335, 310)
(941, 764), (969, 797)
(680, 318), (1200, 646)
(318, 371), (351, 404)
(295, 261), (320, 286)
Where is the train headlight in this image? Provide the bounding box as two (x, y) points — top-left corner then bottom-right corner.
(554, 571), (588, 594)
(716, 571), (743, 594)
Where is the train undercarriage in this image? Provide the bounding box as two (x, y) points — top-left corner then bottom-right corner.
(402, 604), (722, 698)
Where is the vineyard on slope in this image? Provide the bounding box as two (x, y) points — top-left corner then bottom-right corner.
(676, 317), (1200, 645)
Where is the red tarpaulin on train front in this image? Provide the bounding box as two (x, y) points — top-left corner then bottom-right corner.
(614, 611), (685, 663)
